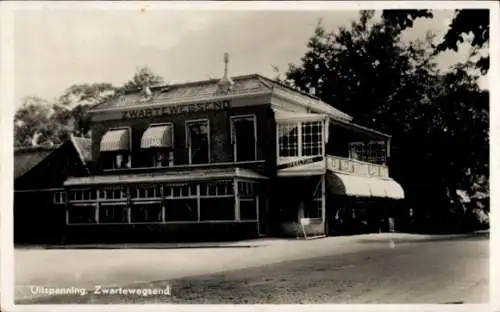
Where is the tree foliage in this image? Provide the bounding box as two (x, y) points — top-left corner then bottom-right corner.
(284, 10), (489, 231)
(14, 66), (165, 148)
(122, 66), (165, 91)
(436, 9), (489, 73)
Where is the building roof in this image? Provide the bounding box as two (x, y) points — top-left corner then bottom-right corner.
(14, 136), (92, 181)
(14, 146), (60, 180)
(65, 167), (268, 186)
(70, 135), (92, 164)
(89, 74), (353, 122)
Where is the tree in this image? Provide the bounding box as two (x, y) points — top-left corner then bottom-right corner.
(52, 82), (117, 139)
(121, 66), (165, 91)
(14, 83), (117, 147)
(14, 96), (55, 147)
(381, 9), (433, 33)
(14, 66), (167, 148)
(435, 9), (489, 74)
(284, 11), (489, 231)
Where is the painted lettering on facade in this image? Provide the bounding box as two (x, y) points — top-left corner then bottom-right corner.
(121, 100), (231, 120)
(277, 156), (324, 170)
(326, 155), (389, 178)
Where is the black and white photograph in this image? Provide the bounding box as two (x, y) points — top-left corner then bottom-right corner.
(0, 1), (498, 310)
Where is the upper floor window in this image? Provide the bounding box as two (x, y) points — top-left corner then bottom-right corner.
(152, 151), (174, 168)
(186, 119), (210, 164)
(100, 128), (131, 170)
(278, 123), (299, 157)
(278, 120), (323, 158)
(348, 141), (387, 164)
(231, 115), (257, 162)
(302, 121), (323, 157)
(141, 124), (175, 168)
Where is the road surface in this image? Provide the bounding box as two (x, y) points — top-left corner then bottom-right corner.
(15, 232), (489, 304)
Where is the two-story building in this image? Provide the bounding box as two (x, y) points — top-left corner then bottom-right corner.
(57, 55), (404, 243)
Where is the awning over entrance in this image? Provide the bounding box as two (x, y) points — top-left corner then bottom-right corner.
(140, 125), (173, 149)
(64, 167), (268, 186)
(327, 172), (404, 199)
(273, 109), (326, 123)
(100, 129), (129, 152)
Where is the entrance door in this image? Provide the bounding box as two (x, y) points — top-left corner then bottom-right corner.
(231, 115), (257, 162)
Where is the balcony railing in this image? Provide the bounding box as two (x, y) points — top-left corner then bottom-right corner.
(326, 155), (389, 179)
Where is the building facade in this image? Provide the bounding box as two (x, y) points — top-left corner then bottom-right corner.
(56, 66), (404, 243)
(14, 136), (91, 244)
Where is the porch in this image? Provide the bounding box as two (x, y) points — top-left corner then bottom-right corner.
(59, 167), (268, 243)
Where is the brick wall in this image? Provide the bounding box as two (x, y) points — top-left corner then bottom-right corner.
(90, 104), (276, 173)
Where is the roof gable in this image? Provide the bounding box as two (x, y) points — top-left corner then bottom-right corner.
(70, 136), (92, 163)
(14, 138), (92, 183)
(14, 146), (59, 180)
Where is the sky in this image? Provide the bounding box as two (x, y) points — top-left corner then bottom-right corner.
(13, 8), (488, 108)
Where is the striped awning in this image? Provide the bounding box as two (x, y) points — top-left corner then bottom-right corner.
(327, 172), (405, 200)
(100, 129), (129, 152)
(141, 125), (173, 149)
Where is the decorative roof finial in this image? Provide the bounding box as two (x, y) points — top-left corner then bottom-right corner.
(140, 83), (153, 102)
(217, 52), (234, 94)
(224, 52), (229, 78)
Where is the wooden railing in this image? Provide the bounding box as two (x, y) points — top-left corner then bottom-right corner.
(326, 155), (389, 178)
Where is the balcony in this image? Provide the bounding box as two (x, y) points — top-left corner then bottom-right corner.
(326, 155), (389, 179)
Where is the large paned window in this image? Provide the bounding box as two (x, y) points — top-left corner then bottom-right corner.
(68, 205), (96, 224)
(348, 141), (387, 164)
(131, 203), (162, 223)
(199, 197), (234, 221)
(278, 123), (299, 157)
(278, 120), (324, 158)
(302, 121), (323, 156)
(186, 120), (210, 164)
(164, 199), (198, 221)
(240, 199), (257, 220)
(99, 205), (129, 223)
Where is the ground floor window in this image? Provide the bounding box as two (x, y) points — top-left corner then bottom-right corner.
(131, 203), (162, 223)
(200, 197), (234, 221)
(240, 198), (257, 220)
(99, 205), (129, 223)
(238, 181), (256, 197)
(200, 180), (233, 196)
(68, 205), (96, 224)
(164, 199), (197, 222)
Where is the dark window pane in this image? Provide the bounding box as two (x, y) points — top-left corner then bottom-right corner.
(99, 205), (128, 223)
(68, 206), (96, 224)
(188, 121), (210, 164)
(164, 199), (197, 221)
(131, 203), (162, 223)
(240, 199), (257, 220)
(200, 197), (234, 221)
(233, 117), (256, 161)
